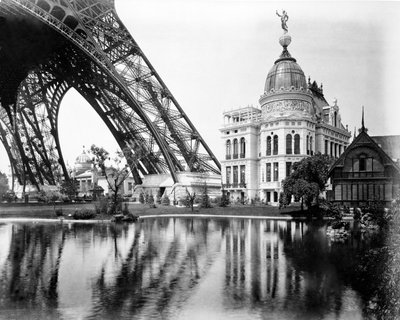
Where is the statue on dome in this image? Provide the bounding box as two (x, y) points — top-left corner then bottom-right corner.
(276, 10), (289, 33)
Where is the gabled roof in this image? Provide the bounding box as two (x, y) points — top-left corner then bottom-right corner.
(372, 135), (400, 161)
(328, 128), (400, 176)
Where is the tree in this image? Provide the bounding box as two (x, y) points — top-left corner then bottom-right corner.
(281, 154), (333, 211)
(186, 188), (196, 212)
(201, 182), (212, 208)
(0, 171), (9, 199)
(90, 145), (131, 214)
(60, 178), (79, 200)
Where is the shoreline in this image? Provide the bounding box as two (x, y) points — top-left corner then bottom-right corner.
(0, 202), (352, 223)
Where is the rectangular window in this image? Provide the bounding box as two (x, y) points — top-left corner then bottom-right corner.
(325, 140), (328, 155)
(335, 184), (342, 200)
(226, 167), (231, 184)
(347, 184), (352, 200)
(366, 158), (373, 171)
(352, 184), (358, 201)
(240, 165), (246, 184)
(273, 162), (279, 181)
(273, 191), (278, 202)
(359, 158), (366, 171)
(233, 166), (238, 184)
(266, 163), (271, 182)
(286, 162), (292, 177)
(128, 182), (133, 191)
(267, 192), (271, 202)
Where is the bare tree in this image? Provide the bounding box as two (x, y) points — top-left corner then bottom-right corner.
(91, 145), (131, 214)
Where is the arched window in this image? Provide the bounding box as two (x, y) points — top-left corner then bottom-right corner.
(294, 134), (300, 154)
(306, 135), (309, 155)
(240, 138), (246, 158)
(286, 134), (292, 154)
(273, 135), (278, 155)
(226, 140), (231, 159)
(266, 136), (271, 156)
(310, 136), (313, 155)
(233, 139), (238, 158)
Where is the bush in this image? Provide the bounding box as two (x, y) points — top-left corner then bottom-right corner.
(139, 192), (145, 204)
(148, 193), (154, 205)
(201, 193), (212, 208)
(55, 208), (63, 217)
(94, 197), (109, 214)
(156, 192), (162, 204)
(73, 209), (96, 220)
(161, 195), (170, 206)
(217, 194), (229, 207)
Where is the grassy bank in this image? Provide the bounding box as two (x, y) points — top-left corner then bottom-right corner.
(0, 202), (302, 220)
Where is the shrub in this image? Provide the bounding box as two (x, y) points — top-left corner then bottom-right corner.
(156, 192), (162, 204)
(148, 193), (154, 205)
(139, 192), (145, 204)
(161, 195), (170, 206)
(217, 194), (229, 207)
(55, 208), (63, 217)
(201, 193), (212, 208)
(73, 209), (96, 220)
(94, 197), (109, 215)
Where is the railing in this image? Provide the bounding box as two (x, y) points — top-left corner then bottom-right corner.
(225, 154), (231, 160)
(233, 154), (238, 159)
(239, 153), (245, 159)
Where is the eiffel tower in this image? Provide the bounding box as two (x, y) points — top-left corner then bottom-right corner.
(0, 0), (221, 190)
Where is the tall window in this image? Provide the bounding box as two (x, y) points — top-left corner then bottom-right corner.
(359, 156), (366, 171)
(325, 140), (328, 155)
(266, 136), (271, 156)
(273, 135), (278, 155)
(294, 134), (300, 154)
(226, 140), (231, 158)
(233, 166), (238, 184)
(266, 163), (271, 182)
(286, 134), (292, 154)
(233, 139), (238, 158)
(273, 162), (279, 181)
(240, 165), (246, 184)
(240, 138), (246, 158)
(306, 136), (310, 155)
(310, 136), (313, 155)
(286, 162), (292, 177)
(226, 167), (231, 184)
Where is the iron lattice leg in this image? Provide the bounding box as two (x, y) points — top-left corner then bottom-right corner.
(0, 0), (221, 188)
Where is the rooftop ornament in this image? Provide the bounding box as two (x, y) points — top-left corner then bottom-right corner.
(276, 10), (289, 33)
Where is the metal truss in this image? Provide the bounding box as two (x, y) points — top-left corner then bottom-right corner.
(0, 0), (221, 189)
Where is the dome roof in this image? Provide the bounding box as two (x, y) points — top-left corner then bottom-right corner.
(265, 60), (307, 92)
(75, 149), (92, 164)
(264, 33), (307, 93)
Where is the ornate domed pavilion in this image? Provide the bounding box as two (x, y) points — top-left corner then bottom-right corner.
(220, 11), (351, 205)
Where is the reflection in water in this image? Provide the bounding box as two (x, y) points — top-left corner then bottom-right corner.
(0, 218), (390, 319)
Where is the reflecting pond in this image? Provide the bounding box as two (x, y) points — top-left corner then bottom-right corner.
(0, 218), (391, 319)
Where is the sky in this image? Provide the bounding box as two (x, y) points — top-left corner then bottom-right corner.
(1, 0), (400, 176)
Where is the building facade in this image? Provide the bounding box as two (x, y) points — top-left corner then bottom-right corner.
(221, 28), (351, 205)
(71, 148), (135, 197)
(328, 122), (400, 207)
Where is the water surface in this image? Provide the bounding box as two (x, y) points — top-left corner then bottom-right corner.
(0, 218), (386, 319)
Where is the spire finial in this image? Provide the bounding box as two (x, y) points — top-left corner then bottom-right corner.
(361, 106), (365, 131)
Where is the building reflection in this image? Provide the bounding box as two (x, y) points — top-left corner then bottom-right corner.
(0, 218), (387, 319)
